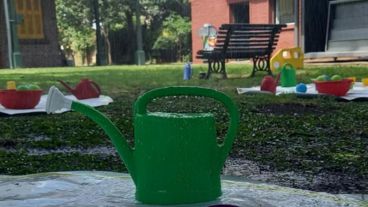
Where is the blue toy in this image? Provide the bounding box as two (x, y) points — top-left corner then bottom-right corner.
(296, 83), (307, 93)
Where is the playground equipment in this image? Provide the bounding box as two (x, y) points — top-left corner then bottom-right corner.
(271, 47), (304, 71)
(198, 24), (217, 51)
(58, 79), (101, 100)
(46, 86), (239, 205)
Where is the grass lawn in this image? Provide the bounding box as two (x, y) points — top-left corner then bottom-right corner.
(0, 63), (367, 192)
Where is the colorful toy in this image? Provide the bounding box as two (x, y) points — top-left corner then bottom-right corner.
(0, 82), (42, 109)
(271, 47), (304, 71)
(313, 79), (352, 96)
(362, 78), (368, 86)
(199, 24), (217, 51)
(296, 83), (307, 93)
(280, 63), (297, 87)
(0, 89), (42, 109)
(46, 86), (239, 205)
(58, 79), (101, 100)
(260, 74), (280, 94)
(6, 81), (16, 90)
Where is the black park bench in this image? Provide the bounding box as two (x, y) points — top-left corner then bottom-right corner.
(196, 23), (287, 79)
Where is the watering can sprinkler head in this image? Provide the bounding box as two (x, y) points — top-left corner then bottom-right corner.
(46, 86), (73, 114)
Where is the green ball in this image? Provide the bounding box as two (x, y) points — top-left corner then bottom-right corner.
(331, 75), (342, 81)
(316, 75), (325, 81)
(16, 85), (30, 91)
(28, 84), (41, 90)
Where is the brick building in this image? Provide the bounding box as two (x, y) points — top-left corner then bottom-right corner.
(0, 0), (64, 68)
(191, 0), (368, 63)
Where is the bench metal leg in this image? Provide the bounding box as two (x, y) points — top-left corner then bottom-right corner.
(251, 56), (272, 77)
(206, 58), (227, 79)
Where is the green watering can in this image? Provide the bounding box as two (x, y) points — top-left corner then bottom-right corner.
(46, 86), (239, 205)
(280, 63), (297, 87)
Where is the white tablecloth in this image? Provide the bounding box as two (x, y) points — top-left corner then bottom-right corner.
(0, 95), (113, 115)
(237, 82), (368, 101)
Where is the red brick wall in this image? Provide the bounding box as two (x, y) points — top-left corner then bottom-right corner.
(249, 0), (272, 23)
(191, 0), (298, 63)
(191, 0), (231, 63)
(277, 25), (295, 52)
(0, 0), (63, 68)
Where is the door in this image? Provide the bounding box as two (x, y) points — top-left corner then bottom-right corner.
(304, 0), (329, 53)
(326, 0), (368, 52)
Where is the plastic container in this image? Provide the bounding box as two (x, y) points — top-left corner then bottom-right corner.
(314, 79), (352, 96)
(362, 78), (368, 86)
(0, 90), (42, 109)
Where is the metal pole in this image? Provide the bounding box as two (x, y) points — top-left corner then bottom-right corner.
(135, 0), (145, 65)
(3, 0), (14, 68)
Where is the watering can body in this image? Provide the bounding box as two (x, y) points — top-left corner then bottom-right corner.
(70, 86), (239, 205)
(280, 64), (297, 87)
(260, 74), (280, 94)
(134, 112), (221, 204)
(58, 79), (101, 99)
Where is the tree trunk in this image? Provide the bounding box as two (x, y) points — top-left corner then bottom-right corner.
(125, 9), (136, 64)
(102, 27), (112, 64)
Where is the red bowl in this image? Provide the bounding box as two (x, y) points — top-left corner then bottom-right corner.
(314, 79), (352, 96)
(0, 90), (43, 109)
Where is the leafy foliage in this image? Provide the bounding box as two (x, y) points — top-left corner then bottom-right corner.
(55, 0), (192, 64)
(56, 0), (95, 64)
(153, 14), (191, 61)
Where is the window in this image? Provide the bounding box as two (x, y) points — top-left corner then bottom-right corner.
(16, 0), (44, 39)
(230, 2), (249, 23)
(275, 0), (295, 24)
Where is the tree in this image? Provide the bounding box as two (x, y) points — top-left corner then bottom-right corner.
(153, 14), (191, 62)
(56, 0), (192, 64)
(56, 0), (95, 65)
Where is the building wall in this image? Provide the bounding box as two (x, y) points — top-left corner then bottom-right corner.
(249, 0), (272, 23)
(19, 0), (64, 67)
(0, 0), (63, 68)
(191, 0), (296, 63)
(191, 0), (231, 63)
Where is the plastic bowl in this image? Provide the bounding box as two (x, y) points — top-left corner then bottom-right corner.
(0, 90), (43, 109)
(313, 79), (352, 96)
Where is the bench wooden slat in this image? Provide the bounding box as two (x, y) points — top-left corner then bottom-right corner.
(217, 34), (280, 39)
(218, 31), (275, 36)
(216, 37), (280, 43)
(220, 23), (286, 30)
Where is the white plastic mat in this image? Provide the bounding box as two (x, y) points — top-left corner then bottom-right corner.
(0, 95), (113, 115)
(237, 82), (368, 101)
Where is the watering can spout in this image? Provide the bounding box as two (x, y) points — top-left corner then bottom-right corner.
(58, 80), (75, 94)
(46, 86), (136, 182)
(71, 102), (136, 181)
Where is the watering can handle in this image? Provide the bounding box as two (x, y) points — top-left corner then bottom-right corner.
(89, 80), (101, 95)
(134, 86), (240, 163)
(282, 63), (294, 70)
